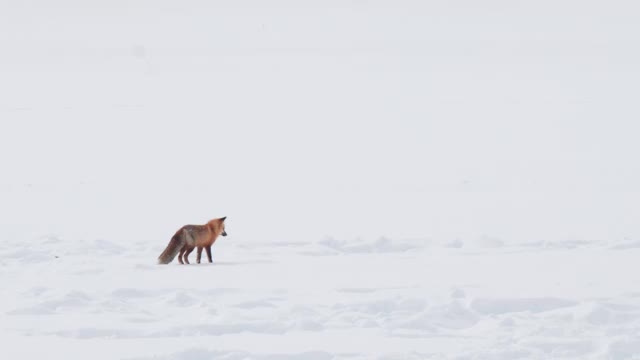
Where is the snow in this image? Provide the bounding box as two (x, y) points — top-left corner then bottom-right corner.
(2, 237), (640, 359)
(2, 0), (640, 359)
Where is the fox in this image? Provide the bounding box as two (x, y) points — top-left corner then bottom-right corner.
(158, 217), (228, 265)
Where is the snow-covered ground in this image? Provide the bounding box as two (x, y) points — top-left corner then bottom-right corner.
(3, 1), (640, 359)
(2, 235), (640, 359)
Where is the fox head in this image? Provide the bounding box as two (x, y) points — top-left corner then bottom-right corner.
(208, 216), (227, 237)
(219, 216), (227, 237)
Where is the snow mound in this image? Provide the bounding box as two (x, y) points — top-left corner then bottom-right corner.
(317, 237), (424, 254)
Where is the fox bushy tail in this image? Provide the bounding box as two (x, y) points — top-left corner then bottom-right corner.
(158, 232), (183, 264)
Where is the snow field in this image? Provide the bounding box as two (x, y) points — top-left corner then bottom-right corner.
(2, 236), (640, 359)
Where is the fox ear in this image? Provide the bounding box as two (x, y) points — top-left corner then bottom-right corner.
(220, 216), (227, 222)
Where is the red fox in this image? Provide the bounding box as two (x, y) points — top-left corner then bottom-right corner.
(158, 217), (228, 265)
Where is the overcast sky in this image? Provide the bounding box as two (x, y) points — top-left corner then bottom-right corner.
(1, 1), (639, 245)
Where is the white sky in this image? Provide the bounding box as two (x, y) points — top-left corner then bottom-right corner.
(1, 1), (639, 244)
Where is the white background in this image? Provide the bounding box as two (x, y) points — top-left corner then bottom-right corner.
(2, 1), (640, 245)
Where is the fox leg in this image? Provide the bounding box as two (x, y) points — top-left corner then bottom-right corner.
(178, 247), (186, 264)
(183, 247), (194, 264)
(205, 246), (213, 263)
(196, 247), (203, 264)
